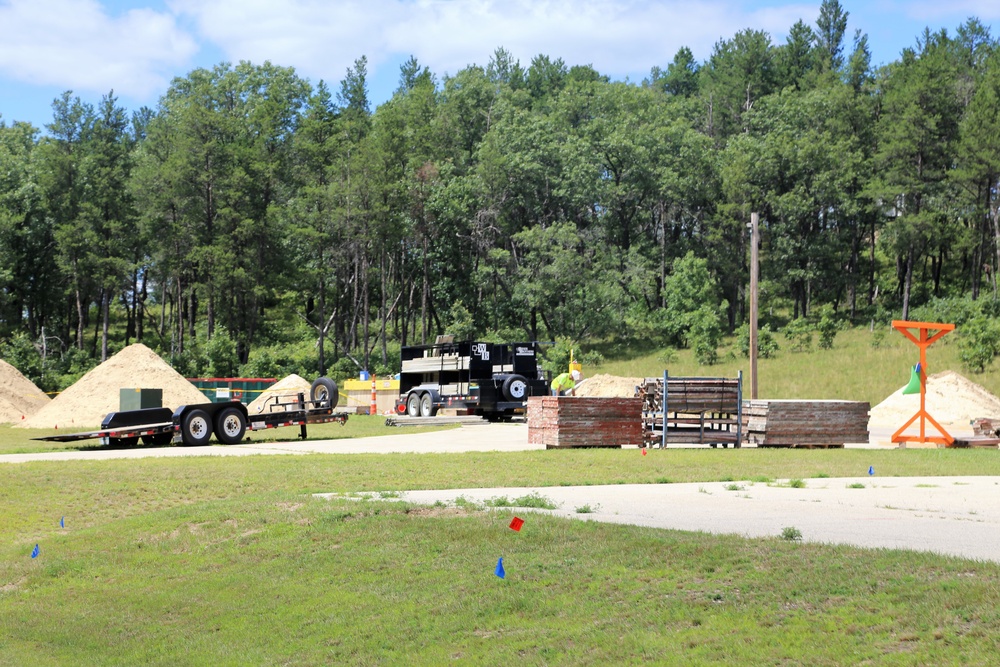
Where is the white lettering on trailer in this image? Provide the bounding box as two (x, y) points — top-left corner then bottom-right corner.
(473, 343), (490, 360)
(516, 346), (533, 356)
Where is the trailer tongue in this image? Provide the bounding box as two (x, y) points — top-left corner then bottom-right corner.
(32, 377), (348, 447)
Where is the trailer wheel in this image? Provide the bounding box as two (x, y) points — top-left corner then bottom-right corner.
(420, 393), (436, 417)
(502, 374), (529, 401)
(181, 409), (213, 446)
(142, 433), (173, 447)
(310, 377), (339, 409)
(406, 393), (420, 417)
(214, 407), (247, 445)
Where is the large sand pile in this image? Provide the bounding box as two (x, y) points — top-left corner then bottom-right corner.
(869, 370), (1000, 427)
(246, 374), (311, 414)
(18, 344), (208, 429)
(574, 374), (644, 398)
(0, 359), (50, 423)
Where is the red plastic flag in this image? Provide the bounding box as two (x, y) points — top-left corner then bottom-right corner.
(642, 448), (647, 456)
(509, 516), (524, 532)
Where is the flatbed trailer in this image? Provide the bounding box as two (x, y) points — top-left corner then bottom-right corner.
(33, 377), (348, 447)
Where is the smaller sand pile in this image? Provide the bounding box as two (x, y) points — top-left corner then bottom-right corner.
(574, 374), (644, 398)
(869, 370), (1000, 427)
(246, 374), (312, 414)
(0, 359), (51, 423)
(18, 344), (209, 429)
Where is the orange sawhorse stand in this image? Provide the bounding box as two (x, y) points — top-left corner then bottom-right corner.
(890, 320), (955, 447)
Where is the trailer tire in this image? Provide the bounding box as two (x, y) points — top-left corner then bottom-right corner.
(420, 393), (436, 417)
(502, 374), (529, 401)
(181, 409), (213, 446)
(214, 407), (247, 445)
(142, 432), (173, 447)
(310, 377), (339, 409)
(406, 393), (421, 417)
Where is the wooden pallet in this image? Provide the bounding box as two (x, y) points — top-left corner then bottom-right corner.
(528, 396), (643, 448)
(741, 399), (869, 448)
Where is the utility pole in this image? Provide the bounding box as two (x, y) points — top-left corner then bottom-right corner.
(749, 212), (759, 400)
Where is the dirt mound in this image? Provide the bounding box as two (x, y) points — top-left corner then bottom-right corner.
(246, 374), (312, 415)
(869, 370), (1000, 427)
(574, 374), (644, 398)
(0, 359), (50, 423)
(18, 344), (208, 430)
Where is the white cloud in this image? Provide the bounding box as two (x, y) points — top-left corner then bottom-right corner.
(170, 0), (817, 86)
(0, 0), (197, 98)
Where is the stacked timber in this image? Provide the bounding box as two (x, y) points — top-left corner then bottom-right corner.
(638, 375), (742, 447)
(741, 400), (870, 448)
(528, 396), (643, 449)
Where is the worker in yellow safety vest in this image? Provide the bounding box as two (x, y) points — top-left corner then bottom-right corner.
(551, 369), (582, 396)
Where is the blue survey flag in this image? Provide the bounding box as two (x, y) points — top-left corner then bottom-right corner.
(868, 466), (874, 476)
(495, 557), (505, 579)
(31, 544), (39, 559)
(60, 516), (64, 528)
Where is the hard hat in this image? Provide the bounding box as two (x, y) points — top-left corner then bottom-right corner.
(571, 369), (581, 381)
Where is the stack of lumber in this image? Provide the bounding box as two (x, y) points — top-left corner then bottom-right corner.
(528, 396), (643, 449)
(638, 375), (742, 447)
(741, 400), (870, 448)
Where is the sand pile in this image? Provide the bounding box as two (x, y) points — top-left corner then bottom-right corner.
(0, 359), (50, 423)
(574, 374), (644, 398)
(246, 374), (311, 414)
(18, 344), (208, 429)
(869, 370), (1000, 427)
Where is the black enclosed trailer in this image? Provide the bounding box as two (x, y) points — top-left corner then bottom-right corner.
(33, 378), (348, 447)
(394, 341), (549, 420)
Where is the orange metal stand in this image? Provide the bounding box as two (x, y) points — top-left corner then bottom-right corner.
(890, 320), (955, 447)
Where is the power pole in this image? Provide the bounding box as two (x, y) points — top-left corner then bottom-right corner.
(749, 212), (759, 400)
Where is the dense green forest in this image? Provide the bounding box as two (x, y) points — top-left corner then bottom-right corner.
(2, 1), (1000, 389)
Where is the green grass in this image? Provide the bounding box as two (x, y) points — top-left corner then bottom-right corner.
(4, 449), (1000, 664)
(0, 414), (455, 456)
(593, 326), (997, 407)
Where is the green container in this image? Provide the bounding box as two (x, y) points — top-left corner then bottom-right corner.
(119, 388), (163, 411)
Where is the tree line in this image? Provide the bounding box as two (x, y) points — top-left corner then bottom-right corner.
(2, 0), (1000, 388)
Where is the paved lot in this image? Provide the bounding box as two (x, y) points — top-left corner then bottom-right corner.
(354, 476), (1000, 564)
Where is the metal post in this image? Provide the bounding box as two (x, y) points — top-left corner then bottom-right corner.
(749, 213), (759, 400)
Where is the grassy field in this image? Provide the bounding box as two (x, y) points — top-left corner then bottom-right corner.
(4, 449), (1000, 665)
(593, 325), (997, 408)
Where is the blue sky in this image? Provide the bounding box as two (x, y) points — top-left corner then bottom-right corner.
(1, 0), (998, 131)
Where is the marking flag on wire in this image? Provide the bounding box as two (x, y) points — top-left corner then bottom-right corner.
(60, 516), (64, 529)
(31, 544), (39, 559)
(495, 557), (505, 579)
(509, 516), (524, 532)
(868, 466), (874, 476)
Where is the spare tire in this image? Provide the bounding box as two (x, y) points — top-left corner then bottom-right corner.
(502, 374), (529, 401)
(310, 377), (339, 409)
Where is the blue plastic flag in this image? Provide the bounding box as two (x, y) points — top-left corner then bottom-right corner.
(915, 363), (921, 373)
(31, 544), (39, 559)
(868, 466), (874, 476)
(60, 516), (64, 529)
(495, 557), (505, 579)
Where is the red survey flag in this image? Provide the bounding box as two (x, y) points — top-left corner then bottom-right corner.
(509, 516), (524, 532)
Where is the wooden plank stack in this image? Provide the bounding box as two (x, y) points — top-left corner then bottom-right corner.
(741, 400), (870, 448)
(638, 374), (742, 447)
(528, 396), (643, 448)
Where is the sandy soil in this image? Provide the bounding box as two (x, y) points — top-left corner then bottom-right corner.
(18, 344), (208, 429)
(0, 359), (50, 423)
(869, 370), (1000, 427)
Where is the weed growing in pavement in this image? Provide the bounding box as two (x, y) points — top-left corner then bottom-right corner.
(847, 483), (866, 489)
(486, 493), (557, 510)
(788, 479), (806, 488)
(725, 483), (743, 491)
(575, 504), (599, 513)
(781, 526), (803, 541)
